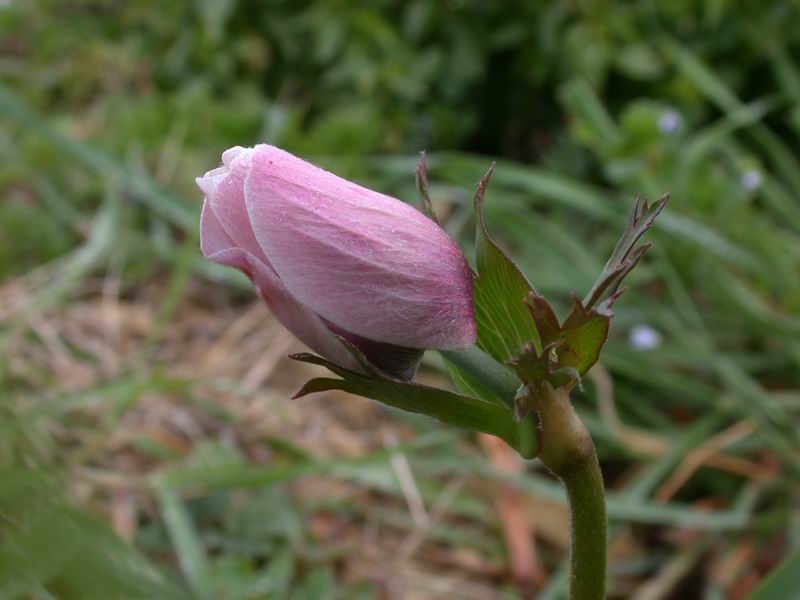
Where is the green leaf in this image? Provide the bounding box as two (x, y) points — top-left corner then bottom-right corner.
(438, 346), (521, 409)
(583, 193), (669, 310)
(158, 430), (460, 491)
(52, 508), (187, 600)
(440, 347), (539, 458)
(472, 163), (542, 361)
(746, 551), (800, 600)
(0, 84), (195, 231)
(0, 470), (185, 600)
(558, 295), (611, 375)
(291, 342), (539, 457)
(156, 485), (213, 600)
(525, 292), (561, 346)
(291, 352), (524, 452)
(442, 355), (498, 407)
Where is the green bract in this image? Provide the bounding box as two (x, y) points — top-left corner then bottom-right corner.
(291, 342), (530, 454)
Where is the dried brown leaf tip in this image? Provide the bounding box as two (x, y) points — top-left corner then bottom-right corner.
(415, 150), (439, 224)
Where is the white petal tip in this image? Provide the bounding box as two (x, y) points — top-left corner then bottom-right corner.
(222, 146), (252, 167)
(196, 167), (228, 196)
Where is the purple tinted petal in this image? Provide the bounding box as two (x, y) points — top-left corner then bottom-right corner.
(200, 201), (361, 371)
(197, 149), (266, 261)
(244, 144), (476, 350)
(199, 199), (236, 256)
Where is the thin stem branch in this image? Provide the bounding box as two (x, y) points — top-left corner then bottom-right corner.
(535, 382), (607, 600)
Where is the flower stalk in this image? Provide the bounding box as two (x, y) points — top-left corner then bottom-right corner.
(533, 382), (607, 600)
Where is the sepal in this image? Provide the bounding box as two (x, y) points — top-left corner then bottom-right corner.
(471, 163), (542, 361)
(509, 292), (611, 391)
(290, 339), (537, 457)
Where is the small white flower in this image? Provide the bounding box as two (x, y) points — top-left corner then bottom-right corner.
(629, 325), (662, 350)
(659, 110), (681, 135)
(740, 169), (762, 191)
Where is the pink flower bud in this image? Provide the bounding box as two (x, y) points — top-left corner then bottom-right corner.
(197, 145), (476, 378)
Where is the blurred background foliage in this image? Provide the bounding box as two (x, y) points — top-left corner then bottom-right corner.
(1, 0), (800, 598)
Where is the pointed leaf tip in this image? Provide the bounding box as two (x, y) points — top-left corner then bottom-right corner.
(471, 161), (541, 363)
(584, 193), (668, 310)
(473, 162), (498, 229)
(289, 352), (327, 366)
(474, 161), (497, 212)
(525, 291), (561, 347)
(415, 150), (438, 223)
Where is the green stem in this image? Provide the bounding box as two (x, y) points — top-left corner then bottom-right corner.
(535, 382), (607, 600)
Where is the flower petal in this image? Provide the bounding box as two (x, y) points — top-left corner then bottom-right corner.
(197, 148), (266, 261)
(222, 145), (248, 167)
(199, 198), (236, 256)
(195, 166), (227, 197)
(244, 144), (476, 350)
(200, 201), (361, 371)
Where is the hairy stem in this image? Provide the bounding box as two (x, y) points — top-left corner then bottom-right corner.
(535, 382), (607, 600)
